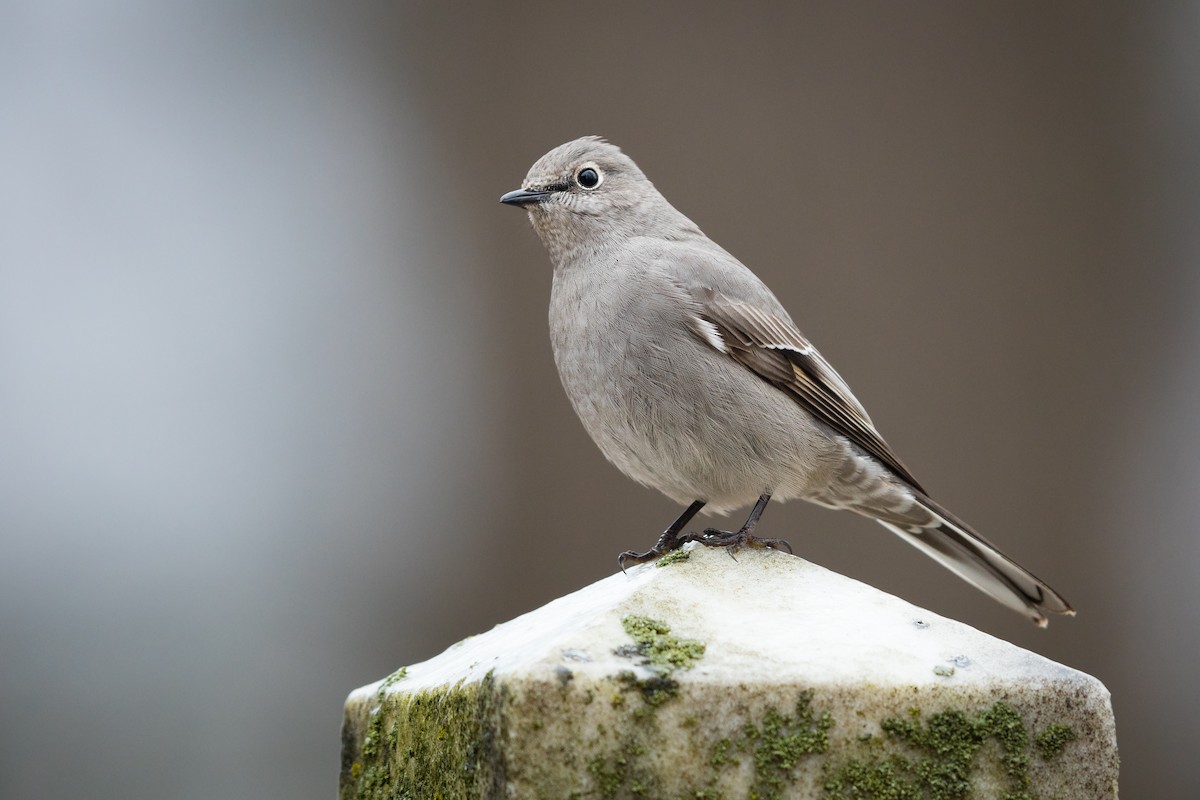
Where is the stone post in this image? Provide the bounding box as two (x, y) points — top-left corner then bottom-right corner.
(341, 544), (1118, 799)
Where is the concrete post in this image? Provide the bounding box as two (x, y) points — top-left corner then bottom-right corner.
(341, 544), (1118, 799)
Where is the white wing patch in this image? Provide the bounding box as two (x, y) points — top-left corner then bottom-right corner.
(690, 316), (728, 353)
(764, 341), (814, 355)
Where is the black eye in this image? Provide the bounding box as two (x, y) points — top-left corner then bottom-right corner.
(576, 167), (601, 189)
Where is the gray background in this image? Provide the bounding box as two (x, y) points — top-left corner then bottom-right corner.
(2, 2), (1195, 798)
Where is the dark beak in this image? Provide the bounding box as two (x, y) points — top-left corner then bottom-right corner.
(499, 188), (551, 207)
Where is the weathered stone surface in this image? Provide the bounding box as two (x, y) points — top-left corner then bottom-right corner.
(341, 544), (1118, 799)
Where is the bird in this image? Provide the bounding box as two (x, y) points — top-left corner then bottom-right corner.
(500, 136), (1073, 627)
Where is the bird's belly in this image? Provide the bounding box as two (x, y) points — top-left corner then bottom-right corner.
(552, 323), (843, 514)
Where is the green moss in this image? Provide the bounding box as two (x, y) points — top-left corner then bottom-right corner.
(1034, 724), (1077, 761)
(587, 754), (623, 797)
(655, 549), (691, 568)
(584, 709), (663, 798)
(825, 701), (1044, 800)
(343, 671), (505, 800)
(979, 702), (1031, 797)
(620, 615), (706, 673)
(588, 692), (1079, 799)
(579, 618), (705, 799)
(709, 737), (734, 770)
(379, 666), (408, 692)
(824, 756), (918, 799)
(741, 689), (834, 800)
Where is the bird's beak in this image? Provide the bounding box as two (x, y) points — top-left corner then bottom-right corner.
(499, 188), (551, 207)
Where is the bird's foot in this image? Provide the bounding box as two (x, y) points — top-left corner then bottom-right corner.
(617, 527), (691, 572)
(694, 527), (793, 560)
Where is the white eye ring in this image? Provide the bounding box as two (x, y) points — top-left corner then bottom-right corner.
(575, 164), (603, 190)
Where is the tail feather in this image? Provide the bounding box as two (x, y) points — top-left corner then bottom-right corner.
(876, 493), (1074, 627)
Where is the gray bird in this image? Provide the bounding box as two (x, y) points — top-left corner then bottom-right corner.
(501, 136), (1073, 627)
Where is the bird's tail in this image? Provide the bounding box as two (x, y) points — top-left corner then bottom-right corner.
(875, 493), (1074, 627)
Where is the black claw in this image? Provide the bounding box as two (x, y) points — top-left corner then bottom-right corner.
(617, 548), (663, 571)
(684, 493), (791, 557)
(693, 527), (792, 557)
(616, 500), (706, 572)
(616, 496), (791, 570)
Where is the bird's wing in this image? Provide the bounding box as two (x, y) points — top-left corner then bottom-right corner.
(688, 287), (925, 492)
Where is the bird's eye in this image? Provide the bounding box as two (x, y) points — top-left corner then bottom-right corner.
(576, 166), (602, 189)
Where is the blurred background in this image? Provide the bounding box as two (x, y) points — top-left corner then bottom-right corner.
(1, 2), (1195, 797)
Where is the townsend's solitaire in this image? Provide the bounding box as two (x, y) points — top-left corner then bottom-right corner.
(501, 136), (1072, 626)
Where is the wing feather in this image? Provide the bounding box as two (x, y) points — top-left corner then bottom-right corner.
(691, 288), (925, 492)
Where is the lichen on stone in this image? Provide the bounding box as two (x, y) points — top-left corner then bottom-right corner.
(736, 690), (835, 799)
(378, 666), (408, 692)
(1035, 724), (1078, 761)
(824, 755), (918, 800)
(655, 549), (691, 568)
(823, 700), (1062, 800)
(619, 615), (706, 673)
(570, 616), (707, 799)
(343, 671), (505, 800)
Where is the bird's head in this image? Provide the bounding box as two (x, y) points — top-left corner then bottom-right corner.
(500, 136), (685, 262)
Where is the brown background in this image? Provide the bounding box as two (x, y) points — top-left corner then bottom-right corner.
(2, 3), (1195, 798)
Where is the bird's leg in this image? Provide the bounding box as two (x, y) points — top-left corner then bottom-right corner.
(696, 493), (793, 558)
(617, 500), (706, 571)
